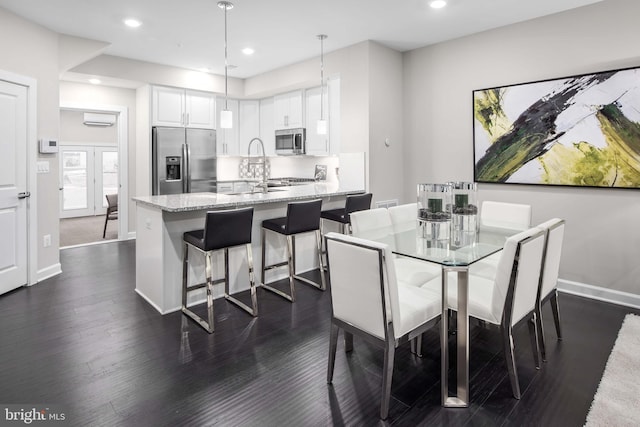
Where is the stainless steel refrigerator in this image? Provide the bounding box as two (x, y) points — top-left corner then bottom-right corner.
(152, 127), (217, 195)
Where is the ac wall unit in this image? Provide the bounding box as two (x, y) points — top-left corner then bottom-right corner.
(83, 112), (116, 127)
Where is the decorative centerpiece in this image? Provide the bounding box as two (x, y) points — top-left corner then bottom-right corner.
(448, 181), (478, 247)
(417, 183), (452, 242)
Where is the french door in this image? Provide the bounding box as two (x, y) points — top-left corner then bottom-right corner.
(59, 145), (118, 219)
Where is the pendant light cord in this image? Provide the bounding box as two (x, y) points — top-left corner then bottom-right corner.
(224, 4), (228, 111)
(318, 34), (327, 121)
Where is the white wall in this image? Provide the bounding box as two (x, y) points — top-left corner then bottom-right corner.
(0, 7), (60, 273)
(59, 110), (118, 144)
(403, 0), (640, 294)
(368, 43), (404, 206)
(59, 81), (137, 232)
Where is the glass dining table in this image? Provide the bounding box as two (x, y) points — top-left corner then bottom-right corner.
(356, 220), (518, 408)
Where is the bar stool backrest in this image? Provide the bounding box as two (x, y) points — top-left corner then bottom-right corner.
(285, 199), (322, 234)
(345, 193), (373, 215)
(202, 207), (254, 251)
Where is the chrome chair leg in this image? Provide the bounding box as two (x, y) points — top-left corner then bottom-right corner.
(205, 251), (215, 333)
(286, 235), (297, 301)
(528, 314), (541, 369)
(261, 229), (296, 302)
(182, 242), (189, 310)
(550, 290), (562, 340)
(410, 334), (423, 357)
(327, 323), (339, 383)
(344, 331), (353, 352)
(501, 324), (521, 399)
(380, 333), (396, 420)
(315, 230), (327, 290)
(536, 302), (548, 362)
(247, 244), (258, 316)
(223, 246), (258, 317)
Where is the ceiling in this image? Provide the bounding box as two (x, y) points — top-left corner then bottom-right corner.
(1, 0), (603, 79)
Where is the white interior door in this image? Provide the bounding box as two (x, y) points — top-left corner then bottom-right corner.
(0, 80), (28, 295)
(59, 145), (117, 219)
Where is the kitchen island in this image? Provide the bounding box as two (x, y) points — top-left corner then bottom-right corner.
(133, 182), (365, 314)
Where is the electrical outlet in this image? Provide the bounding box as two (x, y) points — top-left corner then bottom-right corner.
(43, 234), (51, 247)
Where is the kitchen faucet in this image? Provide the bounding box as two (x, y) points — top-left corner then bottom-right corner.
(247, 137), (268, 193)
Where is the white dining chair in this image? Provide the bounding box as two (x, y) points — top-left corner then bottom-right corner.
(388, 203), (418, 234)
(534, 218), (565, 361)
(480, 200), (532, 231)
(350, 208), (441, 287)
(324, 232), (441, 420)
(421, 226), (546, 399)
(472, 201), (533, 279)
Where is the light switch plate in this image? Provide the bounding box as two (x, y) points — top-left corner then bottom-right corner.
(37, 161), (50, 173)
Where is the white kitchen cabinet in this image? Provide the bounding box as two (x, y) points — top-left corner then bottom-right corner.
(239, 100), (260, 156)
(259, 97), (276, 156)
(185, 90), (216, 128)
(304, 77), (340, 156)
(216, 98), (240, 156)
(152, 86), (215, 129)
(152, 86), (185, 127)
(274, 90), (303, 129)
(304, 86), (330, 155)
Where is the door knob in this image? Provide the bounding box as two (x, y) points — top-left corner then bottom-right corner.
(18, 191), (31, 199)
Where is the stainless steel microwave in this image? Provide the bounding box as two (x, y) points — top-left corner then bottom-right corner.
(275, 128), (305, 155)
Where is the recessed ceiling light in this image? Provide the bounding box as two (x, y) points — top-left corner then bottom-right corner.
(242, 47), (254, 55)
(124, 18), (142, 28)
(429, 0), (447, 9)
(89, 78), (101, 85)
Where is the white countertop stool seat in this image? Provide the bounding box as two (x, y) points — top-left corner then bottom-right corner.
(260, 199), (326, 302)
(182, 207), (258, 334)
(325, 232), (441, 420)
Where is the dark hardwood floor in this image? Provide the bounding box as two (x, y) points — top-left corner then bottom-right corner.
(0, 240), (637, 426)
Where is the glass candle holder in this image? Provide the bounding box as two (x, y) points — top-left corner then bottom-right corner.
(448, 181), (478, 247)
(417, 183), (452, 241)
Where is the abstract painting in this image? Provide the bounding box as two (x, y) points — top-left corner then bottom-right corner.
(473, 66), (640, 188)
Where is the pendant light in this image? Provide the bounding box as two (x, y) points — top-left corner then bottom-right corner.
(218, 1), (233, 129)
(316, 34), (328, 135)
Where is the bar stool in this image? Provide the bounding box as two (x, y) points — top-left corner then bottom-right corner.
(261, 199), (325, 302)
(319, 193), (372, 269)
(182, 207), (257, 333)
(320, 192), (373, 234)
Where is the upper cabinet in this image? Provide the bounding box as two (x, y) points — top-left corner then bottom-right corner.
(259, 98), (276, 156)
(152, 86), (215, 129)
(304, 77), (341, 156)
(274, 90), (303, 129)
(239, 100), (260, 155)
(216, 98), (240, 156)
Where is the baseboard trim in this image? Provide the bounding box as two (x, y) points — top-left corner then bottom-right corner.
(35, 263), (62, 283)
(558, 279), (640, 310)
(134, 288), (166, 315)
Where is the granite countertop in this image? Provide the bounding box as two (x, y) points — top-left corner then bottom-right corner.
(132, 182), (364, 213)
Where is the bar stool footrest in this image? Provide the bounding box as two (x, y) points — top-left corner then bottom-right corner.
(181, 307), (213, 333)
(294, 273), (326, 291)
(225, 293), (258, 316)
(261, 283), (294, 302)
